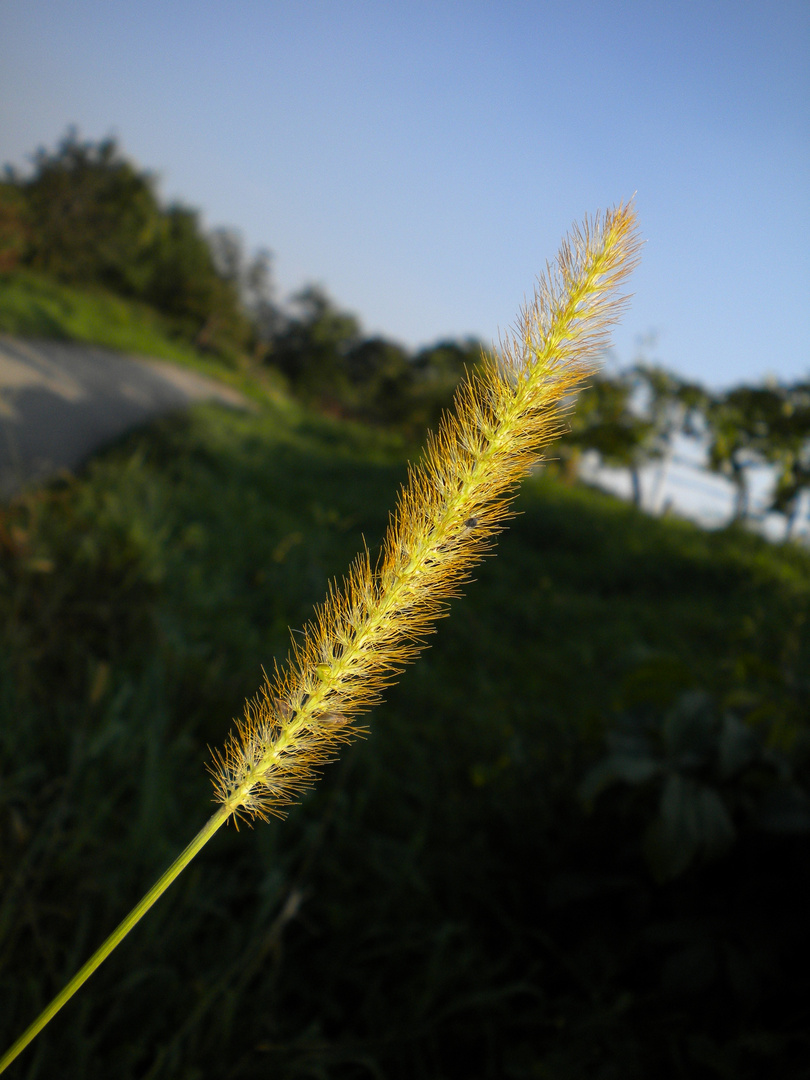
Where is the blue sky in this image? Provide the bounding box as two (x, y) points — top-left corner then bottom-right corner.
(1, 0), (807, 389)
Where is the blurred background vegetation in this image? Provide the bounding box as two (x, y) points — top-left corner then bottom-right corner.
(1, 133), (809, 1079)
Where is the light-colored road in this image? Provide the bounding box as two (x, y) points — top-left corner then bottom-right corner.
(0, 335), (251, 498)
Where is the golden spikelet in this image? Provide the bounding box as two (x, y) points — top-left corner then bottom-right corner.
(211, 201), (642, 826)
(0, 202), (641, 1075)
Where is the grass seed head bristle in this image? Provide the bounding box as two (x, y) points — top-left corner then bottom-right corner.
(211, 201), (642, 823)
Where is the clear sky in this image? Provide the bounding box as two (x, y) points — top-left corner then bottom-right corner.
(1, 0), (807, 389)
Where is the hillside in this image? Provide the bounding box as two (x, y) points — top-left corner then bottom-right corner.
(1, 384), (809, 1078)
(0, 268), (267, 384)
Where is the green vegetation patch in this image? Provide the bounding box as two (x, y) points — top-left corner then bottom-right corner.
(0, 269), (296, 412)
(0, 269), (217, 364)
(1, 398), (809, 1077)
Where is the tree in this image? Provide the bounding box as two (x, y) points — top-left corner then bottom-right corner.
(242, 247), (281, 344)
(208, 226), (244, 286)
(762, 381), (810, 539)
(343, 337), (414, 424)
(704, 386), (784, 523)
(0, 181), (29, 272)
(633, 364), (707, 514)
(270, 285), (361, 404)
(5, 130), (253, 361)
(18, 128), (164, 296)
(408, 339), (484, 434)
(567, 370), (656, 506)
(209, 229), (281, 351)
(146, 205), (250, 355)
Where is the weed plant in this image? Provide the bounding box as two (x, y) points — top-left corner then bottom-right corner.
(1, 207), (810, 1077)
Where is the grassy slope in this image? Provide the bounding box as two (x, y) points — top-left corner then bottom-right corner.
(0, 270), (289, 407)
(1, 374), (809, 1077)
(0, 270), (211, 361)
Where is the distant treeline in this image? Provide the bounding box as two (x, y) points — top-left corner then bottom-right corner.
(0, 131), (253, 359)
(2, 131), (809, 534)
(0, 130), (483, 437)
(564, 365), (810, 539)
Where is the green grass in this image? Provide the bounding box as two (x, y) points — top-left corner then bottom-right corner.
(0, 270), (210, 361)
(0, 270), (292, 408)
(1, 392), (809, 1078)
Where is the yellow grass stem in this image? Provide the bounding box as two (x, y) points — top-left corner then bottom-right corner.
(0, 202), (640, 1074)
(0, 807), (231, 1074)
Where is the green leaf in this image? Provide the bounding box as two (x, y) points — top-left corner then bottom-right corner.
(662, 691), (717, 766)
(694, 784), (736, 858)
(644, 814), (696, 882)
(756, 785), (810, 833)
(718, 712), (759, 778)
(644, 773), (734, 881)
(578, 752), (661, 802)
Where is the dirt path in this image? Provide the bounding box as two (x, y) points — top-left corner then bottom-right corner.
(0, 335), (252, 498)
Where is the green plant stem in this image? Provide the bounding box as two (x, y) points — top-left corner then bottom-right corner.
(0, 806), (231, 1075)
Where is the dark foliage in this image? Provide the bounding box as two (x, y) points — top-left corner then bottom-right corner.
(1, 400), (809, 1078)
(3, 130), (252, 360)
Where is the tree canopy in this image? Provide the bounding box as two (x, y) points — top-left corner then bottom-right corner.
(3, 130), (809, 533)
(2, 129), (252, 359)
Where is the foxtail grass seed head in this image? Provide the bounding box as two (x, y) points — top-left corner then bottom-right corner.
(0, 202), (640, 1076)
(211, 201), (642, 826)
